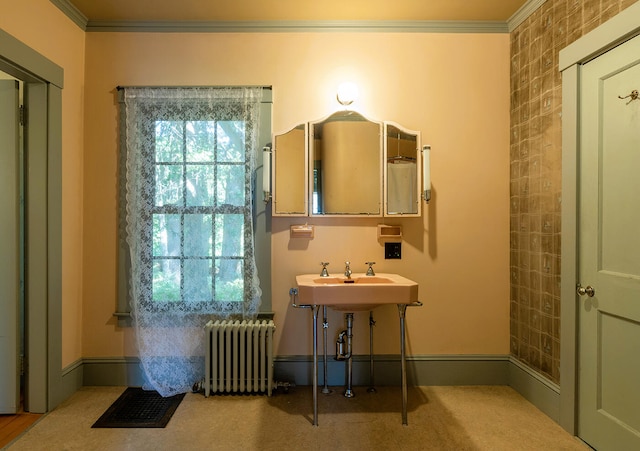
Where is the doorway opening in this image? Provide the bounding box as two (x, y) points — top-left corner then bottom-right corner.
(1, 27), (65, 416)
(0, 71), (26, 413)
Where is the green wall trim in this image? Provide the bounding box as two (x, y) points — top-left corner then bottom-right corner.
(0, 29), (64, 88)
(507, 0), (547, 32)
(82, 20), (509, 34)
(0, 33), (64, 414)
(77, 354), (558, 422)
(274, 354), (511, 387)
(508, 357), (560, 422)
(82, 357), (147, 387)
(47, 84), (64, 411)
(23, 82), (49, 414)
(49, 0), (88, 30)
(50, 0), (548, 34)
(58, 358), (83, 408)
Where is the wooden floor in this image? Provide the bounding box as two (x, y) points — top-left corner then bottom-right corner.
(0, 409), (42, 448)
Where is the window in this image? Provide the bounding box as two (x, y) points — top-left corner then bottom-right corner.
(152, 119), (247, 306)
(120, 87), (265, 318)
(119, 87), (267, 396)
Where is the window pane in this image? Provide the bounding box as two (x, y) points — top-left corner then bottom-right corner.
(153, 259), (181, 302)
(155, 121), (184, 163)
(186, 121), (215, 162)
(216, 164), (244, 206)
(184, 259), (212, 301)
(186, 165), (215, 206)
(155, 165), (183, 206)
(216, 121), (245, 163)
(140, 113), (252, 308)
(215, 259), (243, 302)
(214, 214), (244, 257)
(184, 214), (212, 257)
(153, 214), (182, 257)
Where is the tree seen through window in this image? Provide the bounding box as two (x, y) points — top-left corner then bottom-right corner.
(151, 119), (246, 303)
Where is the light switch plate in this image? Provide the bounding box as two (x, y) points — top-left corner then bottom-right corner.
(385, 242), (402, 259)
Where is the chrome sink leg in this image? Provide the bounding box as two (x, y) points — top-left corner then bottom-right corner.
(322, 306), (332, 394)
(398, 303), (408, 425)
(344, 313), (355, 398)
(312, 305), (320, 426)
(367, 311), (376, 393)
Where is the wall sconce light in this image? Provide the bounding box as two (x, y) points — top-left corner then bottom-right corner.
(263, 146), (272, 203)
(422, 145), (431, 203)
(336, 82), (359, 106)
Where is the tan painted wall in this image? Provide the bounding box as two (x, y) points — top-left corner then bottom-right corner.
(82, 31), (510, 358)
(0, 0), (86, 367)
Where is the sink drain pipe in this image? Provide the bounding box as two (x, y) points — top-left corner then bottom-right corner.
(335, 313), (355, 397)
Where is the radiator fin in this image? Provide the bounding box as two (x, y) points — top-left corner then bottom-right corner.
(204, 319), (275, 396)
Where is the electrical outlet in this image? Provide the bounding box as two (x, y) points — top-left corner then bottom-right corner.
(384, 242), (402, 259)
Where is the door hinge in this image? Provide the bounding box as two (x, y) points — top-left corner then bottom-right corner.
(20, 355), (25, 376)
(19, 104), (25, 126)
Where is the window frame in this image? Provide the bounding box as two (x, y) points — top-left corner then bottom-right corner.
(116, 87), (272, 322)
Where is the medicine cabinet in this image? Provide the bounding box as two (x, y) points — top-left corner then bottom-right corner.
(272, 123), (307, 216)
(271, 111), (421, 217)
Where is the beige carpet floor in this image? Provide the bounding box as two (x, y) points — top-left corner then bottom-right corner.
(5, 385), (590, 450)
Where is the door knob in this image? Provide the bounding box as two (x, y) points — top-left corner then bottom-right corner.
(576, 284), (595, 297)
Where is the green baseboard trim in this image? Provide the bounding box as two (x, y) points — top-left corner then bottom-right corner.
(508, 357), (560, 422)
(53, 359), (83, 412)
(273, 354), (511, 387)
(79, 354), (513, 387)
(74, 354), (559, 423)
(81, 357), (146, 387)
(274, 355), (559, 421)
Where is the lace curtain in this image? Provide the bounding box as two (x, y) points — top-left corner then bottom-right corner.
(123, 86), (264, 396)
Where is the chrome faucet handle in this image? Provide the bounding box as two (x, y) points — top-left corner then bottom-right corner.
(320, 262), (330, 277)
(344, 261), (352, 278)
(365, 261), (376, 276)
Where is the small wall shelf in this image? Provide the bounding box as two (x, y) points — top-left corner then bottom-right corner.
(377, 224), (402, 241)
(290, 224), (314, 238)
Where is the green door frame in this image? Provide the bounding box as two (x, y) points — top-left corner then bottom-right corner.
(0, 28), (64, 413)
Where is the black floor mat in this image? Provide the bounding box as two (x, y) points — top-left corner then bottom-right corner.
(92, 387), (185, 428)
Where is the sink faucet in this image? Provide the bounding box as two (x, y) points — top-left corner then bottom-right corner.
(320, 262), (330, 277)
(365, 261), (376, 276)
(344, 261), (352, 279)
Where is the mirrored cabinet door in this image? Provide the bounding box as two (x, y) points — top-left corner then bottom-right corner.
(384, 123), (421, 217)
(271, 112), (422, 218)
(272, 124), (308, 215)
(310, 111), (383, 216)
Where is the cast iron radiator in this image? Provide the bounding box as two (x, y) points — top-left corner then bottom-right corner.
(204, 319), (275, 396)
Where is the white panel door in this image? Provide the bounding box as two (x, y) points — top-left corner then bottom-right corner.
(579, 33), (640, 450)
(0, 79), (20, 414)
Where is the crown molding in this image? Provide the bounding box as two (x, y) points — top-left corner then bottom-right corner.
(507, 0), (547, 32)
(51, 0), (544, 34)
(50, 0), (88, 30)
(83, 20), (509, 33)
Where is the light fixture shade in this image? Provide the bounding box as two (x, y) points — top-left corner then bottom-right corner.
(337, 82), (359, 106)
(263, 147), (271, 202)
(422, 145), (431, 203)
